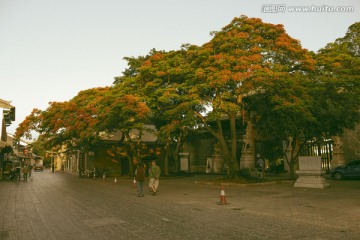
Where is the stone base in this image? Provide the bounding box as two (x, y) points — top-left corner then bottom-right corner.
(294, 175), (330, 189)
(240, 150), (255, 169)
(212, 154), (224, 174)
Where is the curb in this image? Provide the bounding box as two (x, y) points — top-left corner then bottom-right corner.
(194, 180), (294, 187)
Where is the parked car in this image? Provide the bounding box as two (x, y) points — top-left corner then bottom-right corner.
(330, 160), (360, 180)
(34, 164), (44, 172)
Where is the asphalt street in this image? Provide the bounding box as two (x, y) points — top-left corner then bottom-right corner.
(0, 169), (359, 240)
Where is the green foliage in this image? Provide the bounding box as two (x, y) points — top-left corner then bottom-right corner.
(15, 17), (360, 178)
(314, 21), (360, 136)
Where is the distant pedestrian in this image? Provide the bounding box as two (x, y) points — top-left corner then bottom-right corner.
(149, 160), (161, 195)
(135, 161), (146, 197)
(256, 158), (265, 178)
(28, 164), (33, 177)
(257, 158), (264, 170)
(51, 163), (55, 173)
(22, 165), (29, 181)
(15, 164), (21, 181)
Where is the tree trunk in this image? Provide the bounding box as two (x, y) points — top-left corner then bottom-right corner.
(284, 134), (305, 179)
(289, 156), (295, 179)
(119, 158), (122, 176)
(124, 133), (135, 177)
(164, 139), (170, 176)
(194, 112), (237, 177)
(173, 135), (182, 174)
(195, 111), (237, 177)
(284, 136), (297, 179)
(229, 112), (239, 172)
(217, 135), (234, 176)
(215, 119), (237, 177)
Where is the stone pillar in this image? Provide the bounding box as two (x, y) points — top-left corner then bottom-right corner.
(332, 136), (346, 168)
(240, 122), (255, 169)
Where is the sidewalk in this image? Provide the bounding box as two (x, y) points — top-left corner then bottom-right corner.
(1, 170), (360, 239)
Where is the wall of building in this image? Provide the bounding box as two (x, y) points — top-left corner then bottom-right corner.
(180, 134), (217, 173)
(343, 124), (360, 161)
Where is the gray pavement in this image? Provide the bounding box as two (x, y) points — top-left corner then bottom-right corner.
(0, 169), (360, 240)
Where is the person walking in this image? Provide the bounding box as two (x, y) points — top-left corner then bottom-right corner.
(28, 164), (33, 178)
(149, 160), (161, 196)
(135, 161), (146, 197)
(15, 164), (21, 181)
(22, 164), (29, 181)
(257, 158), (264, 170)
(256, 158), (265, 178)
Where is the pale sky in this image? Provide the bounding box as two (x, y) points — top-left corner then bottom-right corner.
(1, 0), (359, 136)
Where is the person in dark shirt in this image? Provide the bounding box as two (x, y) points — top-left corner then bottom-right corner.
(135, 161), (146, 197)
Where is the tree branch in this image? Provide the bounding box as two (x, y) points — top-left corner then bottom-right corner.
(194, 111), (218, 138)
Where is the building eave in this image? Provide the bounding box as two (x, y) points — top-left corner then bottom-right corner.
(0, 98), (14, 109)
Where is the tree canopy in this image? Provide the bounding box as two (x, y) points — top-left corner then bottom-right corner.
(16, 17), (360, 178)
(132, 16), (318, 176)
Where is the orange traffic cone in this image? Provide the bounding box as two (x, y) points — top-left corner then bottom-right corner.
(133, 178), (137, 188)
(217, 184), (229, 205)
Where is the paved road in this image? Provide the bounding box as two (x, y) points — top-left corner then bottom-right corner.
(0, 170), (359, 240)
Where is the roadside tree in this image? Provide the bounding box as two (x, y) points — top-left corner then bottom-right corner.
(136, 16), (315, 177)
(245, 22), (360, 178)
